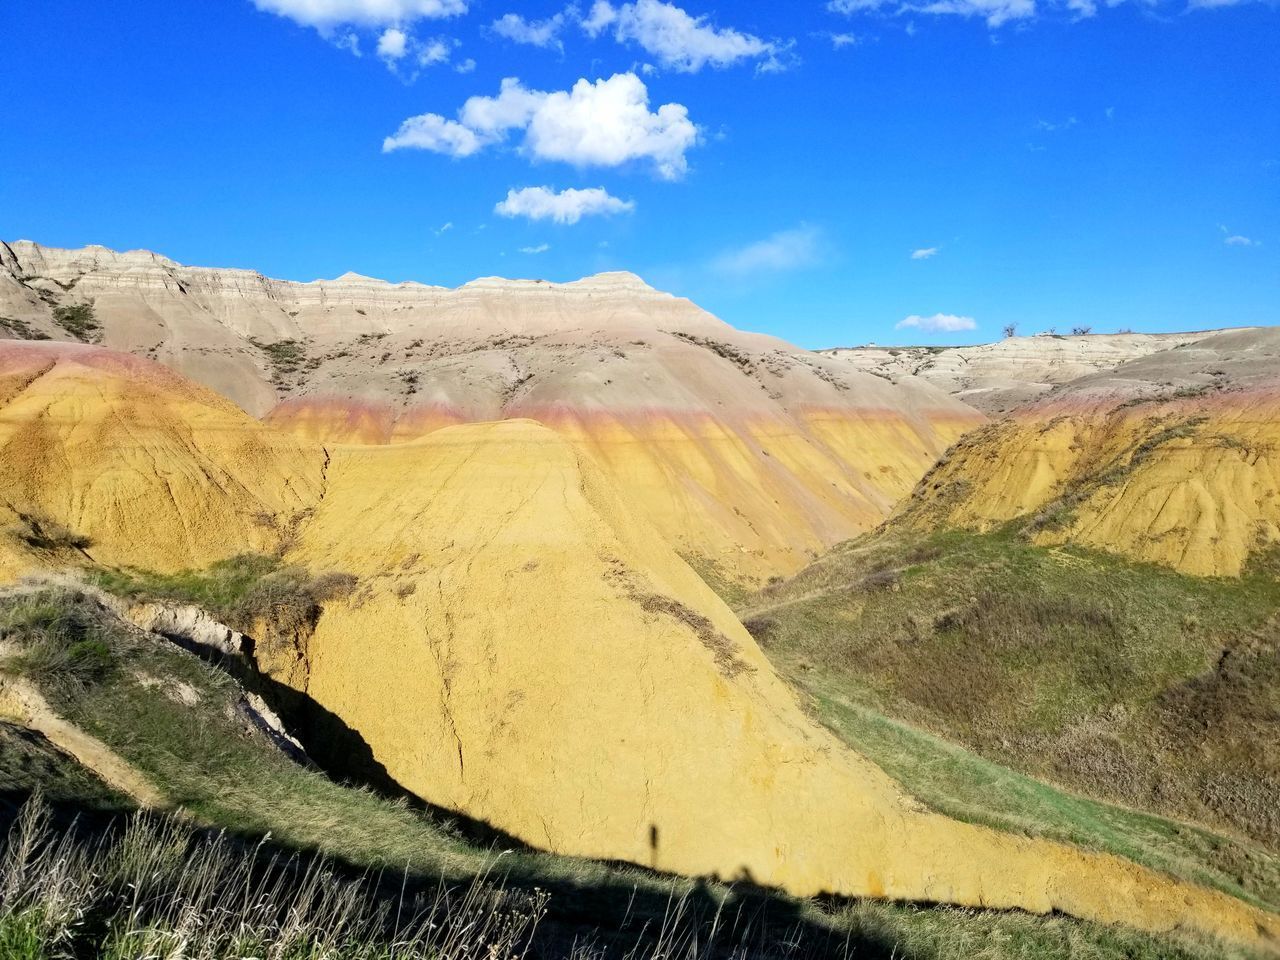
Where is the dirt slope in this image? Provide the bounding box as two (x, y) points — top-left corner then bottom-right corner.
(0, 341), (323, 579)
(1, 240), (981, 581)
(895, 327), (1280, 575)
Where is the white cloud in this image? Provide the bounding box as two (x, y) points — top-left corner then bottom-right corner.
(455, 57), (476, 72)
(383, 73), (699, 180)
(581, 0), (790, 72)
(1224, 235), (1260, 247)
(495, 186), (636, 224)
(896, 313), (977, 332)
(251, 0), (468, 28)
(377, 26), (407, 57)
(383, 113), (486, 155)
(519, 243), (551, 254)
(492, 12), (567, 48)
(1037, 116), (1078, 132)
(434, 221), (453, 236)
(829, 0), (1035, 28)
(830, 32), (858, 47)
(911, 246), (939, 260)
(712, 226), (822, 275)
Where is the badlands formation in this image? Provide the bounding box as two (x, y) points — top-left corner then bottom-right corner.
(0, 241), (981, 582)
(2, 241), (1280, 951)
(823, 330), (1227, 414)
(895, 327), (1280, 575)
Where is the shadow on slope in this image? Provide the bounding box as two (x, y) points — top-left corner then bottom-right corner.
(0, 583), (1257, 960)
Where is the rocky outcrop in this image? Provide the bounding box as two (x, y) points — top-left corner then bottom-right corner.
(822, 331), (1228, 415)
(895, 327), (1280, 575)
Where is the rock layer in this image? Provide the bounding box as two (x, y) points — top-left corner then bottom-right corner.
(823, 331), (1227, 415)
(895, 327), (1280, 575)
(1, 240), (982, 581)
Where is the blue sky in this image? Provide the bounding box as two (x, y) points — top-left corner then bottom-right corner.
(1, 0), (1276, 347)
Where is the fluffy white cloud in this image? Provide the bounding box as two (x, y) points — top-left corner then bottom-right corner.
(911, 246), (939, 260)
(830, 32), (858, 47)
(712, 226), (822, 275)
(582, 0), (789, 72)
(1224, 234), (1260, 247)
(491, 12), (567, 47)
(495, 186), (636, 224)
(251, 0), (467, 27)
(384, 73), (699, 180)
(519, 243), (551, 254)
(896, 313), (977, 332)
(377, 26), (408, 58)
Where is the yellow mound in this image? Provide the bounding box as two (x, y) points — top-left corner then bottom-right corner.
(898, 391), (1280, 575)
(283, 419), (1278, 950)
(2, 343), (1276, 950)
(0, 342), (323, 578)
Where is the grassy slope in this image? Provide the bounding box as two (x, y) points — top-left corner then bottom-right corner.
(737, 526), (1280, 910)
(0, 582), (1262, 959)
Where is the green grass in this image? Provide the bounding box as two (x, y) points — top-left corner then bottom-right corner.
(90, 553), (356, 637)
(738, 526), (1280, 907)
(1, 584), (1262, 960)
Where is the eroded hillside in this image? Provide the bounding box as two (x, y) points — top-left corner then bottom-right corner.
(1, 340), (1277, 951)
(0, 240), (982, 582)
(894, 327), (1280, 575)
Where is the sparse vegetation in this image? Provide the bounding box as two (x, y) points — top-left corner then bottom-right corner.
(7, 512), (92, 554)
(90, 553), (356, 637)
(1002, 324), (1017, 338)
(0, 585), (1267, 959)
(1071, 326), (1092, 336)
(51, 303), (101, 343)
(0, 316), (50, 340)
(736, 527), (1280, 884)
(250, 337), (308, 383)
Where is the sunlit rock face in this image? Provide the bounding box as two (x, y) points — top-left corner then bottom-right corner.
(894, 327), (1280, 576)
(821, 330), (1236, 415)
(2, 240), (983, 581)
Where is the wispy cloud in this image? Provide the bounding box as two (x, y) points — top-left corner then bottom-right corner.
(519, 243), (551, 254)
(712, 225), (823, 275)
(910, 246), (939, 260)
(1220, 224), (1262, 247)
(896, 312), (976, 332)
(582, 0), (794, 73)
(490, 12), (568, 49)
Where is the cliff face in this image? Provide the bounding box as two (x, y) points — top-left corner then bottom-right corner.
(822, 331), (1227, 415)
(0, 340), (1276, 951)
(895, 327), (1280, 575)
(1, 240), (983, 581)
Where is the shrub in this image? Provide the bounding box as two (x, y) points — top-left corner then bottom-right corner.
(1, 590), (119, 689)
(50, 303), (100, 343)
(7, 512), (92, 552)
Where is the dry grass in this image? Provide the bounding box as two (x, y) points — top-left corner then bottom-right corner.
(0, 586), (1263, 960)
(736, 527), (1280, 906)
